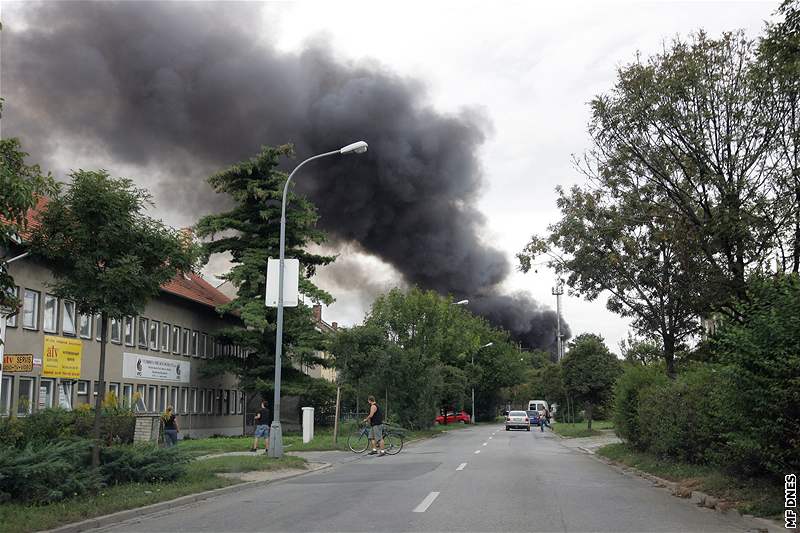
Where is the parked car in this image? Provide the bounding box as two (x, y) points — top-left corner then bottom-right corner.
(435, 410), (471, 425)
(505, 410), (530, 431)
(526, 410), (541, 426)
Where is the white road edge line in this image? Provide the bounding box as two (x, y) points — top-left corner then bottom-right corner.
(474, 450), (481, 454)
(456, 462), (467, 471)
(413, 491), (441, 513)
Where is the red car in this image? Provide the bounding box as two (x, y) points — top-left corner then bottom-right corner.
(435, 410), (471, 425)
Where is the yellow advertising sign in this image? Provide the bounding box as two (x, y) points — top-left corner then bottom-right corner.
(3, 354), (33, 372)
(43, 336), (82, 379)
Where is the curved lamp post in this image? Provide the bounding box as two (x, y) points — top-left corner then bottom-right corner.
(471, 341), (493, 424)
(268, 141), (368, 458)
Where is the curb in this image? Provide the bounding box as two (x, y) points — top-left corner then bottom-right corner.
(590, 453), (785, 533)
(46, 462), (332, 533)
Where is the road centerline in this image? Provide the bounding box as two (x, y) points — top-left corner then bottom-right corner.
(413, 491), (440, 513)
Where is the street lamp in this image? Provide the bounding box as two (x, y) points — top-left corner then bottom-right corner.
(268, 141), (368, 458)
(471, 341), (493, 424)
(551, 278), (564, 361)
(452, 299), (469, 306)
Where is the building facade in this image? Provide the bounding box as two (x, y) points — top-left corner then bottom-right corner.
(0, 255), (247, 438)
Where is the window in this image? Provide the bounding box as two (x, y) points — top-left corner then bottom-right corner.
(223, 390), (230, 415)
(16, 378), (33, 415)
(43, 294), (58, 333)
(171, 387), (178, 411)
(190, 389), (197, 414)
(38, 379), (55, 410)
(239, 391), (245, 415)
(6, 286), (19, 327)
(172, 325), (180, 354)
(110, 317), (121, 343)
(213, 389), (220, 414)
(138, 317), (149, 348)
(79, 313), (92, 339)
(1, 376), (12, 415)
(109, 383), (120, 405)
(191, 331), (198, 357)
(161, 322), (170, 351)
(150, 320), (160, 350)
(96, 315), (103, 341)
(124, 317), (135, 346)
(181, 388), (188, 413)
(122, 384), (133, 408)
(23, 289), (39, 330)
(200, 333), (208, 358)
(159, 387), (168, 412)
(77, 380), (88, 395)
(135, 384), (146, 410)
(147, 386), (157, 413)
(182, 328), (190, 356)
(58, 381), (73, 410)
(62, 301), (76, 335)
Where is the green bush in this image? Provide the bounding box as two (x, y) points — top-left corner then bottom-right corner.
(636, 365), (727, 464)
(612, 364), (669, 448)
(0, 439), (102, 504)
(99, 445), (188, 485)
(0, 408), (136, 448)
(709, 274), (800, 477)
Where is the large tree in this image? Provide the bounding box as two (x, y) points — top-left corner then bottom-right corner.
(30, 170), (196, 466)
(194, 145), (335, 398)
(0, 100), (55, 316)
(561, 333), (621, 430)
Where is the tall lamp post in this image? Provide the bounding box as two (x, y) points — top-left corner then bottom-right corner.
(551, 278), (564, 361)
(268, 141), (368, 458)
(471, 341), (493, 424)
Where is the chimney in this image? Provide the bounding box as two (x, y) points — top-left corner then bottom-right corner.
(312, 304), (322, 323)
(331, 322), (338, 330)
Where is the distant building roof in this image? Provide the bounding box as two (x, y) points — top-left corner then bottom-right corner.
(9, 196), (231, 310)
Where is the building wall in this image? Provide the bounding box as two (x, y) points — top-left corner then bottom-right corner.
(1, 258), (245, 438)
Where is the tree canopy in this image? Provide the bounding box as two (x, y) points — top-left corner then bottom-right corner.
(561, 333), (621, 429)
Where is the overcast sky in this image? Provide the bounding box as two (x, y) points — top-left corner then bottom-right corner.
(269, 0), (778, 350)
(1, 0), (780, 353)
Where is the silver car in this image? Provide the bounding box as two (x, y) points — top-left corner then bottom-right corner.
(505, 410), (531, 431)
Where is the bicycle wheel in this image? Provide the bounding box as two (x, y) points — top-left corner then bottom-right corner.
(348, 429), (369, 453)
(383, 432), (404, 455)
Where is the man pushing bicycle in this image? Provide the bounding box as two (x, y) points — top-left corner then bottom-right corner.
(363, 395), (386, 457)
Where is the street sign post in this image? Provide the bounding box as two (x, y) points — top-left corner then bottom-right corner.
(265, 258), (299, 308)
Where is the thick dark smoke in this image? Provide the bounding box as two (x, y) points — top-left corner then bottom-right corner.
(1, 1), (569, 351)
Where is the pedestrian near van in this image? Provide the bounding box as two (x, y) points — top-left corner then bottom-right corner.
(539, 407), (551, 432)
(363, 395), (385, 456)
(162, 406), (179, 447)
(251, 399), (271, 454)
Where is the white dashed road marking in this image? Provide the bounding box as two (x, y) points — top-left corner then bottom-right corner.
(482, 442), (487, 446)
(413, 492), (440, 513)
(456, 463), (467, 471)
(474, 450), (481, 454)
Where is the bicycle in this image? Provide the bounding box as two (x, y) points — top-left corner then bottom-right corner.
(347, 423), (404, 455)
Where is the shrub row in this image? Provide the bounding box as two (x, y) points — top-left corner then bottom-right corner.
(0, 407), (135, 448)
(0, 439), (187, 504)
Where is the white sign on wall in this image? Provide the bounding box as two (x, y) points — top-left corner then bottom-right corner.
(265, 258), (299, 308)
(122, 353), (190, 383)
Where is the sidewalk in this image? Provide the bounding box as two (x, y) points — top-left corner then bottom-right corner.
(555, 428), (621, 454)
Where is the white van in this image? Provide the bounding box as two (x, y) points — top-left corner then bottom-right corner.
(528, 400), (549, 413)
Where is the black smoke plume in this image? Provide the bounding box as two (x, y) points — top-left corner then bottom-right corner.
(1, 1), (569, 351)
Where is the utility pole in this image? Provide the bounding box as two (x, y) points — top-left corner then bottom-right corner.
(552, 278), (564, 361)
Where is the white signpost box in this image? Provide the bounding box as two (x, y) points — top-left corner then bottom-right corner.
(265, 258), (299, 308)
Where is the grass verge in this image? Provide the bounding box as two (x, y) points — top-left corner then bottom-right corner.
(181, 422), (473, 456)
(0, 455), (306, 533)
(551, 420), (614, 438)
(597, 443), (783, 519)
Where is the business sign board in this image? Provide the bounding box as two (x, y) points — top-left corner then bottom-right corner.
(122, 353), (190, 383)
(2, 354), (33, 373)
(42, 336), (82, 379)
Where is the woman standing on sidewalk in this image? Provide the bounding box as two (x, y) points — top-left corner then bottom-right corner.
(162, 406), (180, 447)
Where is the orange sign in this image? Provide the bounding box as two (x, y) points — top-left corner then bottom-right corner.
(2, 354), (33, 372)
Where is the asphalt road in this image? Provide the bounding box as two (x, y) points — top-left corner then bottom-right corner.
(101, 424), (751, 532)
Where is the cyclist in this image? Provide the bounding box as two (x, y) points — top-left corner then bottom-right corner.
(363, 395), (386, 456)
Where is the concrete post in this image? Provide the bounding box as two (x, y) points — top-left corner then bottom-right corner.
(302, 407), (314, 443)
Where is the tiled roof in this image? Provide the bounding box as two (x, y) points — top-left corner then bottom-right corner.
(7, 197), (230, 310)
(161, 272), (231, 309)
